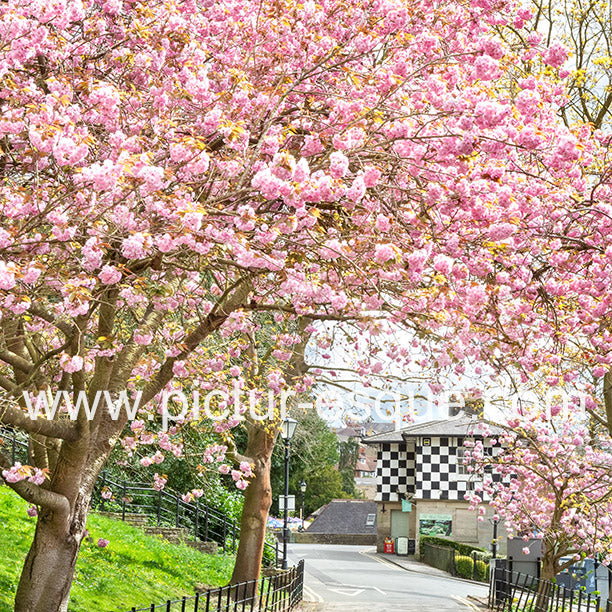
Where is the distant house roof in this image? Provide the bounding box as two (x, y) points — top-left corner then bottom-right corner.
(362, 414), (499, 445)
(355, 456), (377, 473)
(334, 422), (395, 441)
(305, 500), (377, 534)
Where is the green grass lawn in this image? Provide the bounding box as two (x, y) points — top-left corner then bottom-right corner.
(0, 486), (235, 611)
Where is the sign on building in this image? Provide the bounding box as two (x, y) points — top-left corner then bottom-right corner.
(419, 513), (452, 536)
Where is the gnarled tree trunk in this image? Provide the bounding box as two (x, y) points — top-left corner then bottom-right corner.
(534, 540), (561, 612)
(13, 439), (111, 612)
(14, 494), (88, 612)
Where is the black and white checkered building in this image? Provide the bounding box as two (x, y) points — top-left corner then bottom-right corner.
(368, 416), (499, 502)
(376, 442), (415, 502)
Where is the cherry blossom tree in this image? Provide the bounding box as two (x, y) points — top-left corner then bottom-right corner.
(465, 420), (612, 580)
(0, 0), (594, 610)
(484, 0), (612, 436)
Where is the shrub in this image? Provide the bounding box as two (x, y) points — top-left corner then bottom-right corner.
(472, 550), (492, 563)
(455, 555), (474, 579)
(474, 559), (489, 582)
(420, 535), (485, 557)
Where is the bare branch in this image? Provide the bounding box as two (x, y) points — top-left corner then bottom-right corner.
(0, 402), (80, 441)
(0, 349), (33, 374)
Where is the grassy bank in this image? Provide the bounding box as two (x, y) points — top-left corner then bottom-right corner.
(0, 487), (234, 611)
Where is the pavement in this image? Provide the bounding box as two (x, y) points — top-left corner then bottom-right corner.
(287, 543), (489, 612)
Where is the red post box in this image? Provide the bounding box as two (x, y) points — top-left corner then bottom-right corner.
(384, 537), (394, 554)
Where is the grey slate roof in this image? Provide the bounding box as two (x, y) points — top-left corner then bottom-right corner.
(305, 499), (377, 534)
(362, 414), (499, 445)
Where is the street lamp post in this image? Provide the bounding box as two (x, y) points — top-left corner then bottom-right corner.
(300, 480), (307, 531)
(280, 417), (298, 570)
(489, 517), (499, 559)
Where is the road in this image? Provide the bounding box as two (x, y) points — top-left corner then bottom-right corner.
(287, 544), (488, 612)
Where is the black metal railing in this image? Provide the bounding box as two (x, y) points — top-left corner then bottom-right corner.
(93, 472), (238, 552)
(0, 426), (28, 464)
(92, 473), (281, 564)
(489, 567), (603, 612)
(0, 428), (281, 565)
(125, 559), (304, 612)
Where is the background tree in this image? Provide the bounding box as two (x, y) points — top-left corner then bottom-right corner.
(338, 438), (360, 497)
(270, 405), (348, 518)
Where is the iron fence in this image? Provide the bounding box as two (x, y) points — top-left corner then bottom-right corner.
(93, 472), (281, 564)
(0, 426), (28, 465)
(124, 560), (304, 612)
(489, 567), (604, 612)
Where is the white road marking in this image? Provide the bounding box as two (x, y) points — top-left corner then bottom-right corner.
(328, 587), (365, 597)
(328, 583), (386, 596)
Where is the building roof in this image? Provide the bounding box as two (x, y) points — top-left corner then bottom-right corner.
(305, 499), (377, 534)
(362, 414), (498, 445)
(355, 456), (377, 473)
(360, 428), (404, 444)
(334, 421), (395, 441)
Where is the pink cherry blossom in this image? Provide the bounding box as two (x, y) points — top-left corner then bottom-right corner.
(98, 265), (122, 285)
(374, 244), (397, 264)
(59, 354), (84, 373)
(543, 42), (569, 68)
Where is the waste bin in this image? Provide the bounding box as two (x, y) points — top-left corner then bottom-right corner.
(396, 536), (409, 556)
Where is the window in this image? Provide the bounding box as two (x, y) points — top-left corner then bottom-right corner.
(366, 513), (376, 526)
(456, 448), (467, 475)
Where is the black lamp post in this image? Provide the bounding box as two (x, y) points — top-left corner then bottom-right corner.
(300, 480), (307, 531)
(489, 516), (499, 559)
(280, 417), (298, 570)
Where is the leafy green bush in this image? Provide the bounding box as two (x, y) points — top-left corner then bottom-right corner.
(472, 550), (492, 563)
(474, 559), (489, 582)
(455, 555), (474, 579)
(420, 535), (485, 557)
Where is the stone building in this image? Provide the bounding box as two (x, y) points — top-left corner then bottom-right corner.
(363, 414), (506, 554)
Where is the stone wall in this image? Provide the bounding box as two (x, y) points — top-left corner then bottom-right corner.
(293, 532), (376, 546)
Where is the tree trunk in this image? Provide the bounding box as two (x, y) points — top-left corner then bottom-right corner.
(230, 423), (276, 591)
(12, 423), (116, 612)
(14, 490), (90, 612)
(534, 545), (559, 612)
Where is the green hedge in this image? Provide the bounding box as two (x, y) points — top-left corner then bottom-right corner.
(420, 535), (485, 557)
(474, 559), (489, 582)
(455, 555), (474, 579)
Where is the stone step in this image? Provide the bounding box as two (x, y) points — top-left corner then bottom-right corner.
(96, 512), (219, 553)
(97, 512), (149, 527)
(144, 526), (191, 541)
(186, 541), (218, 555)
